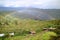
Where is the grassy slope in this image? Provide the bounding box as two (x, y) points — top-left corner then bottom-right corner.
(0, 12), (60, 40)
(0, 16), (53, 33)
(5, 31), (57, 40)
(0, 16), (58, 40)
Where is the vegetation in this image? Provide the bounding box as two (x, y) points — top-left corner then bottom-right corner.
(0, 13), (60, 40)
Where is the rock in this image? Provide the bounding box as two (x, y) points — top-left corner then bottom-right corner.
(0, 34), (5, 37)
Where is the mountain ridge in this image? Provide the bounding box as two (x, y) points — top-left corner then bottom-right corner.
(0, 7), (60, 20)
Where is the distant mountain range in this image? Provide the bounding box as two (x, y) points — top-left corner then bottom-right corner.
(0, 7), (60, 20)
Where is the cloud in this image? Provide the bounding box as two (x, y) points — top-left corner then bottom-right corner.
(0, 0), (60, 9)
(1, 0), (49, 7)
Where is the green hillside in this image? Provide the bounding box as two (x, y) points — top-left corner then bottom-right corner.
(0, 11), (60, 40)
(0, 15), (60, 40)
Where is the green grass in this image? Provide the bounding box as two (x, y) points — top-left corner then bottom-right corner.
(0, 14), (60, 40)
(4, 31), (57, 40)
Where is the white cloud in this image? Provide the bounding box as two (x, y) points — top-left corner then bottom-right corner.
(2, 0), (48, 7)
(0, 0), (60, 9)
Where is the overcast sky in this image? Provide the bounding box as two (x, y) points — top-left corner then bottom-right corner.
(0, 0), (60, 9)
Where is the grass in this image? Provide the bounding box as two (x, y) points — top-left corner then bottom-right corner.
(4, 31), (57, 40)
(0, 15), (60, 40)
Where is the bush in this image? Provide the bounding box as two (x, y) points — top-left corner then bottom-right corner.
(41, 32), (57, 40)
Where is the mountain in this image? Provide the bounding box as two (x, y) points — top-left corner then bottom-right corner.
(0, 7), (60, 20)
(0, 7), (30, 11)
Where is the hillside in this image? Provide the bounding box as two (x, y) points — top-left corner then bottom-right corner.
(0, 15), (60, 40)
(0, 7), (60, 20)
(0, 7), (60, 40)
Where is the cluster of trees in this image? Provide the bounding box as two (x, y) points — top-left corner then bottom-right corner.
(48, 20), (60, 40)
(0, 16), (19, 33)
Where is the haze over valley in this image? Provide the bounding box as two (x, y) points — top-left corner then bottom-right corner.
(0, 7), (60, 20)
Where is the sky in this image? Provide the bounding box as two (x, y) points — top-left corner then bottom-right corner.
(0, 0), (60, 9)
